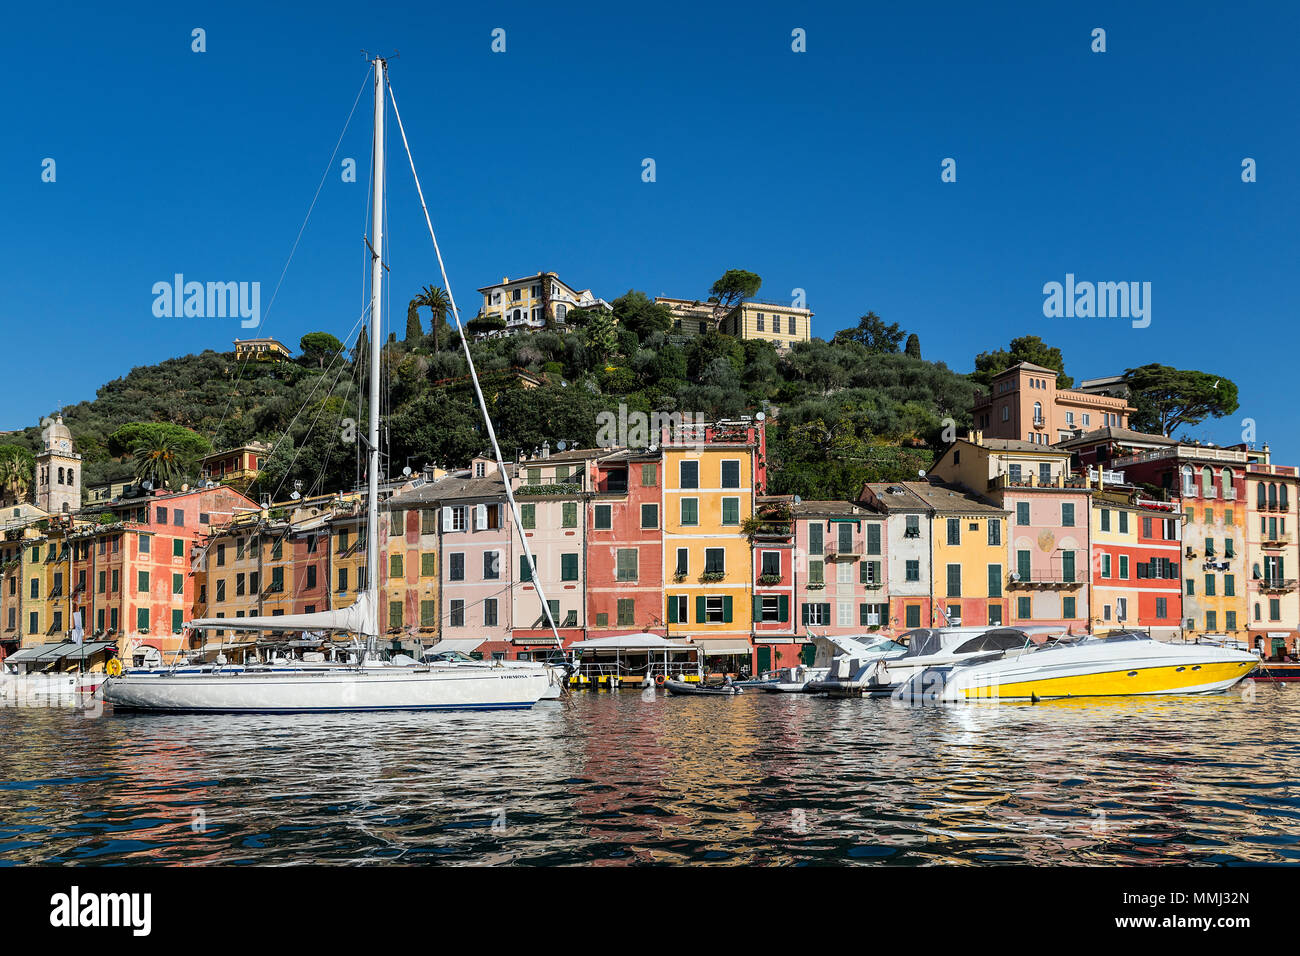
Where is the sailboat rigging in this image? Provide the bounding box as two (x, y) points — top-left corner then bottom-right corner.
(102, 57), (561, 711)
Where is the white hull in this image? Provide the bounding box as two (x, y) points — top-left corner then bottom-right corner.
(103, 665), (549, 713)
(903, 637), (1260, 703)
(0, 672), (104, 704)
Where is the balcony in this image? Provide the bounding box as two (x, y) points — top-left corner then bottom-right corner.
(1261, 535), (1293, 549)
(1008, 572), (1082, 589)
(1259, 578), (1297, 592)
(825, 545), (861, 561)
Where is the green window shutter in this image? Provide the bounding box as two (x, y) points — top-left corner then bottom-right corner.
(859, 562), (870, 584)
(667, 597), (678, 624)
(801, 603), (809, 625)
(778, 595), (789, 621)
(172, 573), (183, 595)
(561, 553), (578, 581)
(562, 502), (577, 528)
(722, 498), (739, 525)
(753, 596), (763, 619)
(988, 564), (1002, 598)
(859, 603), (869, 626)
(421, 552), (436, 576)
(866, 524), (881, 555)
(722, 596), (733, 622)
(171, 609), (183, 633)
(520, 504), (535, 529)
(520, 555), (534, 582)
(820, 603), (830, 621)
(696, 596), (706, 623)
(137, 607), (149, 631)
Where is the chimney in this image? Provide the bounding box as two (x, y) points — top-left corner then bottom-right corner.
(542, 441), (551, 459)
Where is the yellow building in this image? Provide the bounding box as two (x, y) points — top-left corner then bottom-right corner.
(233, 338), (292, 362)
(662, 425), (756, 673)
(476, 271), (611, 334)
(656, 297), (813, 350)
(907, 481), (1008, 628)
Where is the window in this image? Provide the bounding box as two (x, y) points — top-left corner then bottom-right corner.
(947, 519), (960, 546)
(1017, 550), (1031, 582)
(1119, 511), (1129, 534)
(449, 553), (465, 581)
(1156, 597), (1167, 619)
(1063, 597), (1076, 618)
(1270, 599), (1281, 621)
(809, 523), (823, 554)
(987, 519), (1001, 546)
(905, 604), (921, 627)
(138, 570), (149, 592)
(173, 538), (184, 558)
(680, 498), (699, 526)
(562, 502), (577, 528)
(520, 556), (535, 583)
(702, 595), (731, 624)
(1205, 610), (1217, 631)
(483, 551), (499, 580)
(390, 553), (403, 578)
(520, 504), (536, 530)
(1204, 574), (1216, 596)
(389, 601), (403, 630)
(483, 599), (497, 627)
(988, 564), (1002, 598)
(762, 596), (788, 623)
(1101, 509), (1111, 532)
(946, 564), (961, 597)
(867, 523), (882, 554)
(137, 608), (149, 632)
(905, 560), (920, 582)
(1017, 502), (1030, 526)
(450, 600), (465, 627)
(562, 552), (580, 581)
(679, 461), (699, 489)
(337, 567), (348, 592)
(421, 552), (436, 577)
(593, 504), (611, 530)
(1061, 503), (1075, 527)
(641, 503), (658, 528)
(808, 560), (824, 585)
(988, 604), (1003, 626)
(675, 548), (689, 576)
(704, 548), (725, 574)
(1119, 555), (1129, 579)
(172, 572), (183, 595)
(139, 535), (150, 554)
(1061, 551), (1075, 583)
(615, 549), (637, 582)
(761, 551), (781, 576)
(642, 464), (657, 487)
(904, 515), (919, 538)
(1224, 574), (1235, 597)
(1017, 596), (1031, 619)
(802, 602), (828, 626)
(721, 460), (740, 489)
(667, 595), (688, 624)
(722, 498), (740, 525)
(1101, 553), (1112, 578)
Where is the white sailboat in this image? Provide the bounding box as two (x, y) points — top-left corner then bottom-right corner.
(103, 58), (560, 713)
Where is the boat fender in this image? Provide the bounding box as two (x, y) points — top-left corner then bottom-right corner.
(106, 658), (122, 678)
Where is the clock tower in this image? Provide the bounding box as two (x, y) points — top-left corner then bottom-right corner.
(36, 416), (81, 514)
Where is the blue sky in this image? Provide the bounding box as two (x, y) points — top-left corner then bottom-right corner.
(4, 1), (1297, 458)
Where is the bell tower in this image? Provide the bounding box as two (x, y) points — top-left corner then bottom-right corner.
(36, 416), (81, 514)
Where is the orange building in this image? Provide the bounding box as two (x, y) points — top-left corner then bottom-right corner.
(971, 362), (1134, 447)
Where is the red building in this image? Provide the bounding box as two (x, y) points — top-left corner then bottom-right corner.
(585, 450), (665, 638)
(749, 496), (800, 672)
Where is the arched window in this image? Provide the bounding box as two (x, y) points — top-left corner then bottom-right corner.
(1201, 466), (1214, 496)
(1253, 562), (1262, 579)
(1182, 466), (1195, 496)
(57, 467), (64, 484)
(1269, 483), (1278, 510)
(1033, 402), (1043, 424)
(1258, 482), (1268, 509)
(1221, 468), (1233, 497)
(1281, 485), (1290, 511)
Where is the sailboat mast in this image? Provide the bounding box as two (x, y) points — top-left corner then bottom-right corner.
(365, 56), (386, 649)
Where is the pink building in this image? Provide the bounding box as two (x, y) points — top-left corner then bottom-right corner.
(971, 362), (1134, 447)
(792, 500), (889, 638)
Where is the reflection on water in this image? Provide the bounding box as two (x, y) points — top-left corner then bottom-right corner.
(1, 686), (1297, 865)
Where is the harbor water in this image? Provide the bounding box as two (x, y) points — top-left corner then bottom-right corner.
(1, 686), (1297, 865)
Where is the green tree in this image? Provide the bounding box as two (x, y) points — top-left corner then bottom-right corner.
(299, 332), (344, 368)
(583, 310), (618, 362)
(1124, 364), (1240, 437)
(416, 285), (452, 350)
(833, 312), (905, 352)
(709, 270), (762, 311)
(972, 335), (1073, 389)
(611, 291), (673, 339)
(905, 333), (921, 358)
(404, 300), (424, 343)
(0, 445), (34, 504)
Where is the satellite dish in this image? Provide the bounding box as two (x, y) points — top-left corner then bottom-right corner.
(1010, 571), (1020, 582)
(793, 494), (802, 504)
(289, 491), (301, 500)
(140, 480), (153, 491)
(917, 470), (926, 478)
(755, 411), (766, 421)
(402, 466), (412, 476)
(557, 440), (567, 451)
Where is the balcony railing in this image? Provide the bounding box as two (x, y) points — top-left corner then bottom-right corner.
(825, 545), (861, 560)
(1008, 572), (1081, 588)
(1259, 578), (1297, 592)
(1261, 535), (1293, 548)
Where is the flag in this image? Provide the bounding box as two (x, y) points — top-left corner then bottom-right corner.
(71, 610), (84, 645)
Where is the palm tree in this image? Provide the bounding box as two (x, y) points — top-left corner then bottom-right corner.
(132, 437), (184, 489)
(0, 450), (32, 505)
(417, 285), (451, 351)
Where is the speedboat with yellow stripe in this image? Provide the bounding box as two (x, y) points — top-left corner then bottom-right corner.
(898, 630), (1259, 703)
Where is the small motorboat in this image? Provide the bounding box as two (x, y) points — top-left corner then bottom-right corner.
(761, 664), (829, 693)
(664, 680), (742, 696)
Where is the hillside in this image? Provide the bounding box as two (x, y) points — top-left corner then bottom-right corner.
(2, 306), (981, 502)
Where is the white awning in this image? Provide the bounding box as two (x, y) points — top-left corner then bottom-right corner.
(690, 639), (752, 655)
(186, 591), (376, 635)
(568, 634), (694, 652)
(425, 638), (486, 655)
